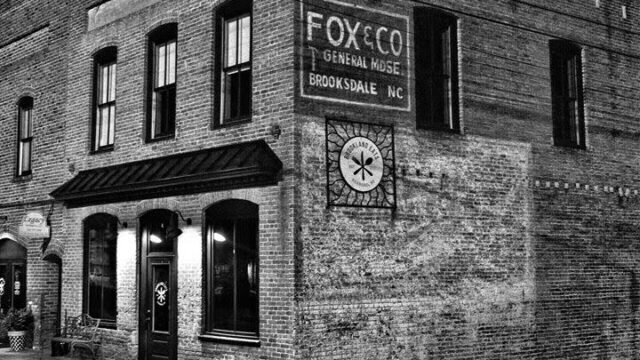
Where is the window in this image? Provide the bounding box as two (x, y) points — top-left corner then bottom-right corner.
(204, 200), (259, 342)
(550, 40), (585, 148)
(215, 0), (252, 126)
(84, 214), (118, 328)
(414, 8), (459, 131)
(17, 97), (33, 177)
(93, 47), (117, 152)
(147, 23), (177, 141)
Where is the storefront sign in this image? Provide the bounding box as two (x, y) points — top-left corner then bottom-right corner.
(326, 119), (396, 208)
(18, 211), (50, 239)
(301, 0), (410, 110)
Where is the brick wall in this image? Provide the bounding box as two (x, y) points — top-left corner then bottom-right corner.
(295, 0), (640, 359)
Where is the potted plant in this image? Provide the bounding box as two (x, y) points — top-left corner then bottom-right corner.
(3, 307), (34, 352)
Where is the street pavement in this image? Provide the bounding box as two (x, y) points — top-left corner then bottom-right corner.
(0, 347), (73, 359)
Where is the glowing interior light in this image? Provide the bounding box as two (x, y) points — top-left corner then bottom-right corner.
(149, 234), (163, 244)
(213, 232), (226, 242)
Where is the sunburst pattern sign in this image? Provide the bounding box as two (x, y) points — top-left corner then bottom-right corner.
(326, 119), (396, 208)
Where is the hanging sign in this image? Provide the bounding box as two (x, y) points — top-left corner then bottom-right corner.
(18, 211), (50, 239)
(326, 118), (396, 208)
(301, 0), (410, 110)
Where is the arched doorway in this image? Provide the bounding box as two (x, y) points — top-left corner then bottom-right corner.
(0, 238), (27, 314)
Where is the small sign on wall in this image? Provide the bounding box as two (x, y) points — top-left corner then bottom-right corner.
(301, 0), (410, 110)
(326, 118), (396, 208)
(18, 211), (50, 239)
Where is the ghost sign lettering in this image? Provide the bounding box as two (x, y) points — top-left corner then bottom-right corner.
(301, 0), (410, 110)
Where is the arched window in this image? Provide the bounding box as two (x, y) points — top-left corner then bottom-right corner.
(83, 213), (118, 328)
(92, 46), (117, 152)
(204, 199), (259, 341)
(147, 23), (177, 141)
(17, 97), (33, 176)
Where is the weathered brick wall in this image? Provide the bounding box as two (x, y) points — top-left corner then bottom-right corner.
(294, 0), (640, 359)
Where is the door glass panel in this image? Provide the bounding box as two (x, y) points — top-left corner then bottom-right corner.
(152, 263), (170, 333)
(12, 264), (26, 309)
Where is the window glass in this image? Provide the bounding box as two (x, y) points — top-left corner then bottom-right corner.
(205, 199), (259, 338)
(414, 9), (459, 131)
(148, 24), (177, 141)
(216, 0), (252, 126)
(94, 48), (117, 151)
(550, 40), (584, 148)
(84, 214), (118, 328)
(17, 97), (33, 176)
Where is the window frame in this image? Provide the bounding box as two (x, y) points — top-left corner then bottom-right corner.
(414, 8), (460, 132)
(17, 97), (33, 177)
(146, 23), (178, 142)
(83, 213), (118, 329)
(92, 47), (117, 153)
(201, 199), (259, 345)
(214, 0), (253, 128)
(550, 40), (585, 149)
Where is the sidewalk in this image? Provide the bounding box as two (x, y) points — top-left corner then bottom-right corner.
(0, 347), (72, 359)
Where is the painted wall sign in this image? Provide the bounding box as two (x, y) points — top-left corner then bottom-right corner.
(301, 0), (410, 110)
(18, 211), (50, 239)
(326, 119), (396, 208)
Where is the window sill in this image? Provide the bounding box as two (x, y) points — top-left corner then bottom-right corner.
(553, 141), (586, 150)
(90, 145), (114, 155)
(13, 173), (32, 183)
(213, 116), (252, 130)
(417, 125), (462, 135)
(145, 134), (175, 144)
(198, 333), (260, 347)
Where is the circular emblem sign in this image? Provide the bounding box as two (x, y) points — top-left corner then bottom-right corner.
(155, 282), (168, 307)
(339, 137), (384, 192)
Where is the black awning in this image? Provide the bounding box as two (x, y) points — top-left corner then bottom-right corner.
(51, 140), (282, 207)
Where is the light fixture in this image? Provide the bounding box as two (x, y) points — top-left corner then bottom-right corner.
(149, 234), (163, 244)
(175, 210), (192, 226)
(213, 232), (226, 242)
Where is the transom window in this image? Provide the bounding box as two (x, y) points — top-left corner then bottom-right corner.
(84, 213), (118, 328)
(17, 97), (33, 177)
(147, 23), (177, 141)
(414, 8), (459, 132)
(550, 40), (585, 148)
(93, 47), (117, 152)
(215, 0), (252, 126)
(204, 199), (259, 342)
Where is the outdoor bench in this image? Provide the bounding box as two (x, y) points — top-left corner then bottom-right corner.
(51, 313), (101, 359)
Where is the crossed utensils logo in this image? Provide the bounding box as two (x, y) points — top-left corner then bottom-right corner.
(351, 151), (374, 181)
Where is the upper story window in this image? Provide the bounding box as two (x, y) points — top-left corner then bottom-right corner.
(203, 199), (259, 343)
(215, 0), (252, 126)
(17, 97), (33, 177)
(414, 8), (459, 132)
(147, 23), (177, 141)
(84, 213), (118, 328)
(93, 47), (117, 152)
(550, 40), (585, 148)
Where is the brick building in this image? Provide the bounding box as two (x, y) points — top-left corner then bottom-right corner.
(0, 0), (639, 359)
